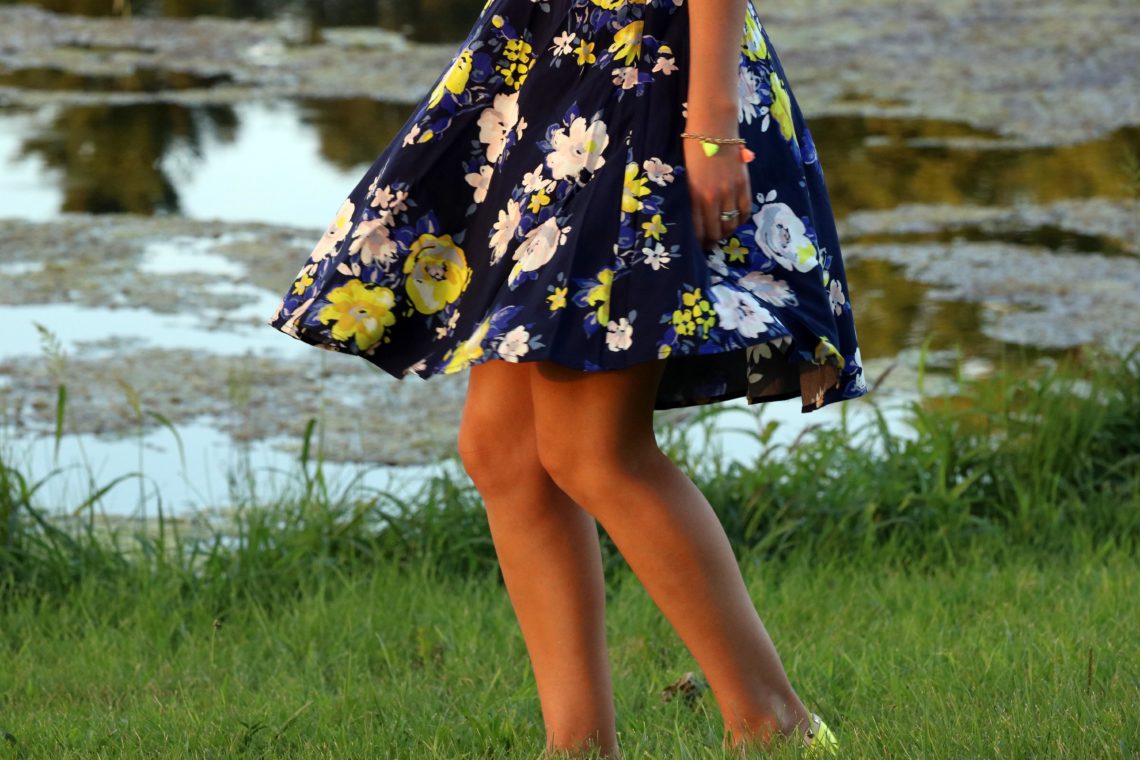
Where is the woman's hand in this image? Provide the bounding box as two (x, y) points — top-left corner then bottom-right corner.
(684, 0), (751, 250)
(682, 113), (752, 250)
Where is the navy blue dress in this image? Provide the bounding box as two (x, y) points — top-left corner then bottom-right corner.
(268, 0), (869, 412)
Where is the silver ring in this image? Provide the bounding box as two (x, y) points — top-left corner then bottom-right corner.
(719, 209), (740, 221)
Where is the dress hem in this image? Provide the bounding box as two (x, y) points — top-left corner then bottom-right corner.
(267, 313), (867, 414)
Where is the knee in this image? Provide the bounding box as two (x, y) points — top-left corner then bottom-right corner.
(534, 430), (661, 510)
(457, 408), (540, 494)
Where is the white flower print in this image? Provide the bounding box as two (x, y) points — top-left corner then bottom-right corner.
(280, 296), (315, 336)
(403, 358), (428, 376)
(642, 242), (671, 270)
(829, 279), (846, 315)
(552, 30), (576, 56)
(740, 271), (795, 307)
(348, 218), (398, 267)
(335, 259), (362, 277)
(369, 182), (394, 210)
(309, 198), (355, 262)
(402, 123), (422, 147)
(466, 164), (494, 204)
(605, 317), (633, 351)
(653, 55), (677, 75)
(752, 202), (819, 272)
(547, 115), (610, 183)
(490, 197), (524, 263)
(707, 247), (729, 277)
(642, 157), (674, 185)
(738, 68), (765, 125)
(522, 163), (553, 194)
(746, 334), (792, 363)
(711, 284), (775, 338)
(508, 216), (570, 284)
(612, 66), (639, 89)
(478, 91), (521, 164)
(497, 325), (531, 361)
(852, 347), (868, 391)
(392, 190), (409, 215)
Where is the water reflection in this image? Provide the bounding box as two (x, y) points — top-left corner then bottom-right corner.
(0, 67), (233, 92)
(297, 97), (417, 170)
(3, 101), (1136, 228)
(11, 102), (237, 214)
(809, 117), (1140, 218)
(0, 0), (486, 42)
(0, 99), (421, 221)
(843, 257), (1079, 367)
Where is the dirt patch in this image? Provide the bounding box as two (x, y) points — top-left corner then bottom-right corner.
(1, 341), (468, 467)
(0, 5), (454, 107)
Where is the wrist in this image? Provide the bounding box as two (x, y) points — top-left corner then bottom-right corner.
(684, 99), (739, 132)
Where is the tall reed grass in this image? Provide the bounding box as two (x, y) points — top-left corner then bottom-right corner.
(2, 332), (1137, 613)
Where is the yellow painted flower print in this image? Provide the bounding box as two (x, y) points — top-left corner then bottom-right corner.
(428, 49), (473, 111)
(672, 288), (716, 338)
(575, 39), (597, 66)
(548, 286), (568, 311)
(742, 14), (769, 62)
(317, 279), (397, 351)
(814, 336), (845, 367)
(641, 213), (666, 241)
(608, 20), (644, 66)
(498, 37), (533, 89)
(590, 0), (648, 10)
(403, 233), (472, 314)
(292, 271), (314, 295)
(722, 236), (749, 263)
(442, 317), (491, 374)
(586, 267), (614, 327)
(622, 162), (652, 213)
(769, 72), (796, 143)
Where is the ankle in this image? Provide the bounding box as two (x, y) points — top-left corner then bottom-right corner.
(720, 698), (812, 751)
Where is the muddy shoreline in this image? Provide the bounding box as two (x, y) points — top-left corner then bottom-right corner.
(1, 1), (1138, 145)
(3, 193), (1136, 462)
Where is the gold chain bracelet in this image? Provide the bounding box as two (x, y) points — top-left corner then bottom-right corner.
(680, 132), (746, 144)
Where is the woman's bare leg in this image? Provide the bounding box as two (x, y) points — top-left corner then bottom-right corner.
(458, 359), (620, 758)
(527, 358), (812, 751)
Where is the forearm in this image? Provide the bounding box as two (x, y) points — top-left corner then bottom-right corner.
(685, 0), (748, 127)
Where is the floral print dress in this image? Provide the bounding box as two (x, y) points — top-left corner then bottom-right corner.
(267, 0), (869, 412)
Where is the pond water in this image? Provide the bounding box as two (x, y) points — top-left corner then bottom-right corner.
(0, 1), (1137, 520)
(0, 0), (484, 41)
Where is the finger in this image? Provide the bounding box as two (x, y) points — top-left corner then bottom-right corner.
(719, 189), (738, 241)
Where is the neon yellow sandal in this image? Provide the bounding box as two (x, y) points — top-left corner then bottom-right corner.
(804, 712), (838, 756)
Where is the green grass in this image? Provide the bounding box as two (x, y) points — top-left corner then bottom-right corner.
(0, 547), (1135, 758)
